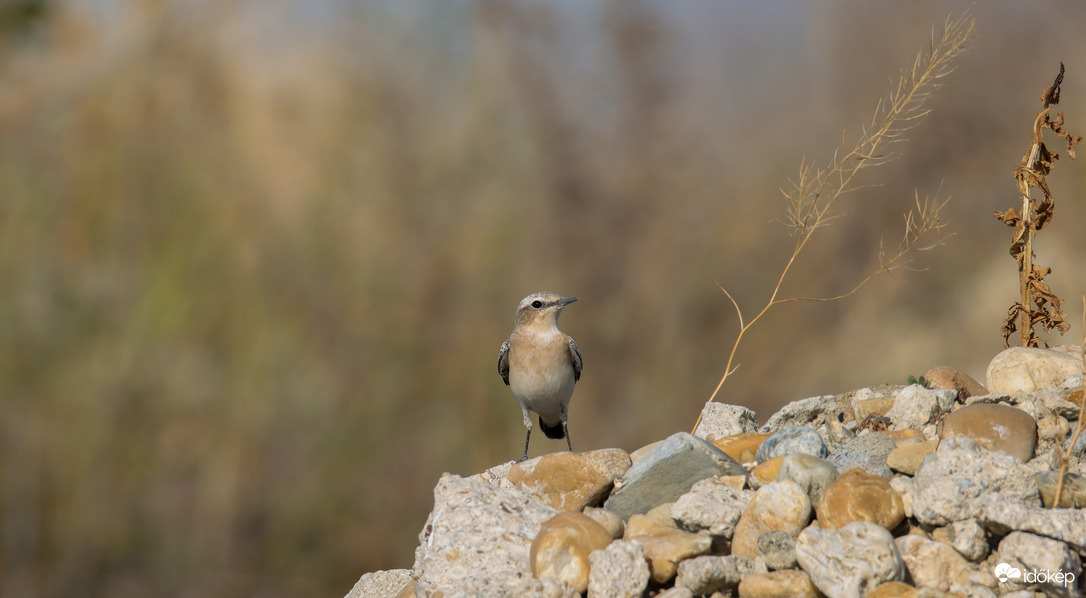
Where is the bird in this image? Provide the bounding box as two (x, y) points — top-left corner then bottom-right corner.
(498, 291), (582, 462)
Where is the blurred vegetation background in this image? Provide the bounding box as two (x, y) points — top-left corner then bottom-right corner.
(1, 1), (1084, 596)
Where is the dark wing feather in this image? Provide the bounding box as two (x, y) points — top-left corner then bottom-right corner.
(498, 339), (511, 385)
(568, 337), (582, 382)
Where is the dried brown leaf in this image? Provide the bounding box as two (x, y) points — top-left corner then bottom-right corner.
(1040, 62), (1064, 108)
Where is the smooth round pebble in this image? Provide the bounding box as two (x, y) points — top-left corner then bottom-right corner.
(755, 426), (828, 463)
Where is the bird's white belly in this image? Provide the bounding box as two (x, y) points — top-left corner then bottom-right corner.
(509, 361), (575, 419)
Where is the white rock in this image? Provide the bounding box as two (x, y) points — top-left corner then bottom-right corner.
(884, 385), (957, 430)
(895, 535), (994, 596)
(995, 531), (1082, 598)
(981, 497), (1086, 553)
(795, 521), (905, 598)
(986, 345), (1085, 394)
(587, 540), (649, 598)
(933, 518), (989, 562)
(761, 395), (838, 433)
(344, 569), (412, 598)
(670, 477), (753, 538)
(911, 438), (1039, 526)
(674, 555), (766, 596)
(692, 402), (758, 440)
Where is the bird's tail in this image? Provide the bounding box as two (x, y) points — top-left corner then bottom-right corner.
(539, 417), (564, 440)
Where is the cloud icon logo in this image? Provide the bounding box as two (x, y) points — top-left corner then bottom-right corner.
(994, 562), (1022, 583)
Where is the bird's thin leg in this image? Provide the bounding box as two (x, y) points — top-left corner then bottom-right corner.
(561, 405), (572, 452)
(519, 405), (533, 462)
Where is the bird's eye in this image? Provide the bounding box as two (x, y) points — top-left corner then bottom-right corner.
(531, 300), (543, 309)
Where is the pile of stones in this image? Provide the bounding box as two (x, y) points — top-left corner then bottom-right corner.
(349, 345), (1086, 598)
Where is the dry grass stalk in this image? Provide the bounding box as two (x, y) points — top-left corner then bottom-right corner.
(1052, 293), (1086, 508)
(696, 14), (973, 421)
(994, 63), (1083, 348)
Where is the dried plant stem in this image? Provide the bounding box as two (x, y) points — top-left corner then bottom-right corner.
(1052, 293), (1086, 508)
(694, 15), (972, 424)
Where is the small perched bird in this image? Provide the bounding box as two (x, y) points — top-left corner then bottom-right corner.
(498, 291), (582, 462)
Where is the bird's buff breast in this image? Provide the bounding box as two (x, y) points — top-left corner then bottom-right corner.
(508, 338), (575, 414)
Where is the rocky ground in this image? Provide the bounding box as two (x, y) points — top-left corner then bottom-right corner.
(348, 345), (1086, 598)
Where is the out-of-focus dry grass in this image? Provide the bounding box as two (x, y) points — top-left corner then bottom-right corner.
(1, 1), (1084, 596)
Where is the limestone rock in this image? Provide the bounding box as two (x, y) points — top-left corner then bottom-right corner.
(586, 540), (650, 598)
(827, 432), (897, 479)
(413, 474), (560, 596)
(939, 403), (1037, 463)
(692, 402), (759, 440)
(924, 365), (988, 399)
(530, 511), (614, 594)
(604, 432), (746, 520)
(624, 514), (711, 583)
(777, 453), (839, 506)
(674, 555), (766, 596)
(895, 535), (993, 596)
(816, 467), (905, 530)
(886, 439), (938, 476)
(737, 569), (820, 598)
(473, 460), (517, 489)
(795, 521), (906, 598)
(866, 581), (919, 598)
(344, 569), (412, 598)
(930, 518), (989, 563)
(755, 426), (828, 463)
(761, 395), (839, 432)
(670, 476), (753, 539)
(981, 497), (1086, 553)
(986, 345), (1085, 394)
(756, 531), (797, 571)
(750, 456), (784, 488)
(995, 531), (1082, 598)
(731, 480), (811, 558)
(1035, 470), (1086, 508)
(712, 432), (769, 464)
(884, 385), (956, 430)
(911, 438), (1039, 526)
(509, 449), (632, 511)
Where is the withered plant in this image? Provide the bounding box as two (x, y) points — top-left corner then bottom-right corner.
(1053, 294), (1086, 508)
(994, 63), (1083, 348)
(694, 15), (974, 423)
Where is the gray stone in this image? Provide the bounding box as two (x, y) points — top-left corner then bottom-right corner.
(587, 540), (650, 598)
(755, 426), (828, 463)
(761, 395), (839, 433)
(670, 476), (753, 539)
(895, 534), (995, 597)
(981, 497), (1086, 553)
(604, 432), (746, 520)
(778, 453), (839, 506)
(996, 531), (1082, 598)
(932, 518), (989, 563)
(344, 569), (412, 598)
(757, 530), (798, 571)
(826, 432), (896, 479)
(674, 555), (767, 595)
(986, 345), (1085, 394)
(884, 384), (957, 430)
(1067, 430), (1086, 460)
(1034, 470), (1086, 508)
(413, 474), (566, 596)
(911, 438), (1040, 526)
(795, 521), (905, 598)
(692, 402), (759, 441)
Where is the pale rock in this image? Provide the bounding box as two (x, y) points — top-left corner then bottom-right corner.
(889, 475), (915, 518)
(886, 428), (926, 447)
(712, 432), (770, 464)
(778, 453), (839, 506)
(473, 460), (517, 490)
(986, 345), (1085, 394)
(1035, 470), (1086, 508)
(761, 395), (839, 432)
(939, 403), (1037, 463)
(749, 456), (785, 488)
(827, 432), (897, 479)
(674, 555), (766, 596)
(737, 569), (820, 598)
(930, 518), (989, 562)
(895, 535), (994, 596)
(629, 440), (662, 464)
(624, 514), (711, 583)
(604, 432), (746, 520)
(655, 588), (694, 598)
(531, 511), (614, 594)
(911, 438), (1039, 526)
(755, 426), (828, 463)
(344, 569), (412, 598)
(583, 506), (625, 539)
(884, 385), (957, 431)
(795, 521), (906, 598)
(413, 474), (559, 596)
(756, 531), (797, 571)
(731, 481), (812, 558)
(816, 467), (905, 530)
(670, 476), (753, 539)
(693, 402), (759, 440)
(886, 439), (938, 476)
(924, 365), (988, 399)
(586, 540), (649, 598)
(509, 449), (632, 511)
(981, 497), (1086, 553)
(866, 581), (919, 597)
(645, 502), (678, 528)
(995, 531), (1082, 598)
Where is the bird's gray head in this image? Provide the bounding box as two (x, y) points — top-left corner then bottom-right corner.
(514, 291), (578, 327)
